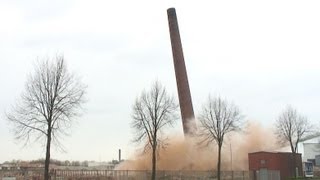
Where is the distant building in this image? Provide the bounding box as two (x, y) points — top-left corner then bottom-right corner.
(0, 162), (20, 170)
(87, 161), (115, 170)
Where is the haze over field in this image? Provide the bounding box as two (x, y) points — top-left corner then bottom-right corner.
(1, 0), (320, 163)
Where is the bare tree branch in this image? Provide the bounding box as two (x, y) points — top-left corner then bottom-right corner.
(275, 105), (313, 153)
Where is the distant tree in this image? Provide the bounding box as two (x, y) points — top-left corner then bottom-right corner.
(198, 96), (243, 180)
(71, 161), (80, 166)
(81, 160), (89, 167)
(131, 81), (178, 180)
(64, 160), (71, 166)
(6, 55), (86, 180)
(275, 106), (312, 153)
(30, 159), (44, 164)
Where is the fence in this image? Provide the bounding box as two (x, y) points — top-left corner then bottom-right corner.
(0, 169), (253, 180)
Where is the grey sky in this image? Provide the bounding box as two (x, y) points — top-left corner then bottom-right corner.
(1, 0), (320, 163)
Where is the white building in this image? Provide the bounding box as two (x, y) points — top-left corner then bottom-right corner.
(278, 133), (320, 163)
(87, 161), (115, 170)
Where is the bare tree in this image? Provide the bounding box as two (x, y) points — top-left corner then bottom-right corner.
(131, 81), (178, 180)
(6, 55), (86, 180)
(198, 96), (243, 180)
(275, 106), (313, 177)
(275, 105), (312, 153)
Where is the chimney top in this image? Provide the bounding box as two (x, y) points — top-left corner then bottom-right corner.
(167, 8), (176, 15)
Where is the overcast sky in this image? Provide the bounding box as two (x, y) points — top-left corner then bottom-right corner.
(1, 0), (320, 163)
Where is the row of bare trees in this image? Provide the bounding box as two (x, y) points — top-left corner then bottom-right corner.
(131, 81), (245, 180)
(4, 55), (316, 180)
(131, 81), (316, 180)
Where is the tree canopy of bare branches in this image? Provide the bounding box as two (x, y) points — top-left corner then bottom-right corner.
(275, 106), (312, 153)
(6, 55), (86, 180)
(198, 96), (243, 180)
(131, 81), (178, 180)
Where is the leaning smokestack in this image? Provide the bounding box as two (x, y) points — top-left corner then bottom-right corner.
(167, 8), (197, 136)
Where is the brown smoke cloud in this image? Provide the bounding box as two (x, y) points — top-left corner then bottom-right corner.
(117, 121), (279, 171)
(227, 121), (278, 170)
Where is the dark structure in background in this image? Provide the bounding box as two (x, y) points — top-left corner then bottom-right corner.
(249, 151), (303, 180)
(167, 8), (197, 136)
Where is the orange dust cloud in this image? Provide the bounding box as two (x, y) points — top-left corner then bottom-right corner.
(117, 121), (279, 171)
(227, 121), (278, 170)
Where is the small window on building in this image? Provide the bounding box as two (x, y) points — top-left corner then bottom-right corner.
(260, 160), (266, 165)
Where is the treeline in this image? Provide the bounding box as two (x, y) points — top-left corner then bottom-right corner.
(3, 159), (89, 167)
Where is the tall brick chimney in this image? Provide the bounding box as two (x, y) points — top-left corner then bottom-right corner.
(167, 8), (197, 136)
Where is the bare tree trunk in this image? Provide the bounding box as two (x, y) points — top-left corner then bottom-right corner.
(293, 152), (297, 178)
(44, 126), (52, 180)
(217, 144), (222, 180)
(151, 145), (156, 180)
(290, 141), (295, 154)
